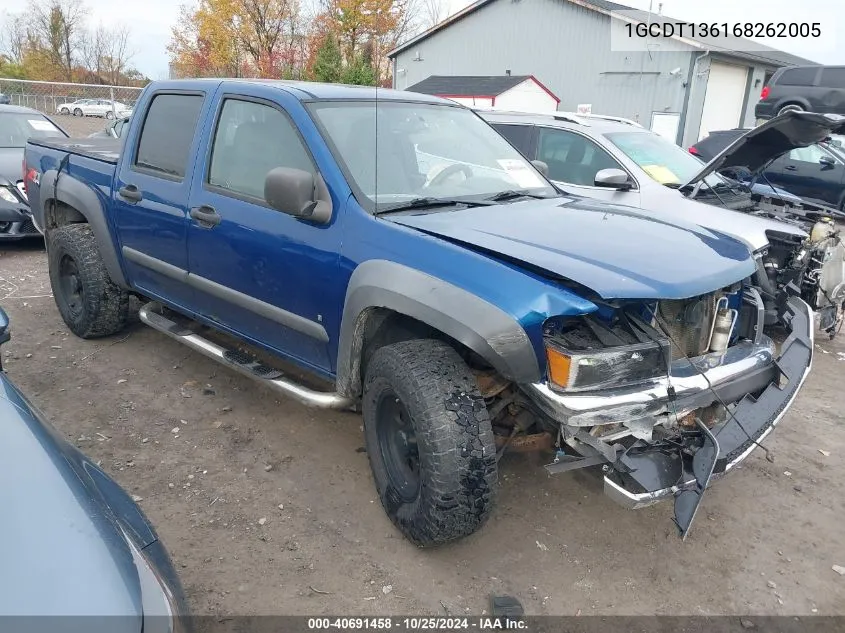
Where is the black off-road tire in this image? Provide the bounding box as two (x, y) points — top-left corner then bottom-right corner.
(48, 224), (129, 338)
(362, 339), (497, 546)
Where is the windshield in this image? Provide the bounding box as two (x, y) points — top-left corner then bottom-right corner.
(0, 113), (66, 147)
(307, 101), (556, 210)
(606, 131), (727, 189)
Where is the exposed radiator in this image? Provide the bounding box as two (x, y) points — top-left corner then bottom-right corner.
(655, 294), (717, 359)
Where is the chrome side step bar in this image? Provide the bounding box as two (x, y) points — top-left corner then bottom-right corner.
(138, 302), (354, 410)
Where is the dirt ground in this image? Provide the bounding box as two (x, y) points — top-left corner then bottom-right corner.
(1, 240), (844, 617)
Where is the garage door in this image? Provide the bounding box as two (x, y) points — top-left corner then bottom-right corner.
(698, 62), (749, 140)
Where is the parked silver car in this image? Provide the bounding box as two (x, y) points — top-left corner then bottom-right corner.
(57, 98), (131, 118)
(482, 109), (845, 337)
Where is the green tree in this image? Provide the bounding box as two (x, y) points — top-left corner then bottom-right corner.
(341, 39), (375, 85)
(0, 56), (27, 79)
(341, 54), (375, 85)
(311, 35), (342, 83)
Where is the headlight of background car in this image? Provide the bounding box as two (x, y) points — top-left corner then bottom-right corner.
(0, 186), (19, 203)
(544, 314), (670, 392)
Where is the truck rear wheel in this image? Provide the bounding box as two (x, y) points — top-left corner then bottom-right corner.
(48, 224), (128, 338)
(362, 339), (497, 546)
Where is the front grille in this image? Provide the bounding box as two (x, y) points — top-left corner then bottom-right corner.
(655, 294), (717, 359)
(18, 219), (38, 235)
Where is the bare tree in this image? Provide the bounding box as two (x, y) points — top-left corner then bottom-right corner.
(31, 0), (88, 80)
(238, 0), (291, 73)
(101, 24), (133, 84)
(420, 0), (444, 29)
(0, 12), (30, 64)
(79, 22), (106, 78)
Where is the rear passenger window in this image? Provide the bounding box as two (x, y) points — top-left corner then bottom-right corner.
(135, 93), (204, 179)
(208, 99), (314, 201)
(778, 67), (819, 86)
(820, 67), (845, 89)
(494, 124), (534, 156)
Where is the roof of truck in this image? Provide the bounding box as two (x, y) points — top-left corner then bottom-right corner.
(154, 78), (449, 103)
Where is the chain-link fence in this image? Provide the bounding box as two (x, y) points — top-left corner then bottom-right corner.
(0, 78), (145, 137)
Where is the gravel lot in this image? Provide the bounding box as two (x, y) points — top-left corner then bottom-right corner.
(1, 241), (844, 617)
(50, 113), (112, 137)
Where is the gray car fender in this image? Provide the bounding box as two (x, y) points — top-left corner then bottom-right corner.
(38, 170), (128, 288)
(335, 259), (541, 397)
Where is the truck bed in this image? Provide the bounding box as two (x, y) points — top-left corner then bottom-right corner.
(27, 137), (122, 165)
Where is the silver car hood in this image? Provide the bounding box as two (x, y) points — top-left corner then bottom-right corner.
(638, 184), (807, 251)
(684, 111), (845, 187)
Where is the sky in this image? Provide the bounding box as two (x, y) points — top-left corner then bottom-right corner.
(1, 0), (842, 79)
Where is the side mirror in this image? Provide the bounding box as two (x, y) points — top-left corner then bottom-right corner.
(531, 160), (549, 177)
(819, 155), (835, 168)
(594, 168), (633, 190)
(264, 167), (332, 224)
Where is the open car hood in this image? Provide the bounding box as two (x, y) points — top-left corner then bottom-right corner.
(683, 111), (845, 187)
(389, 196), (756, 300)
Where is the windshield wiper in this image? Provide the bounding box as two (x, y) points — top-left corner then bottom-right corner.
(487, 190), (550, 202)
(373, 197), (494, 216)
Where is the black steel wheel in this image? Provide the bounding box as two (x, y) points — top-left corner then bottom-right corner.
(48, 224), (128, 338)
(375, 389), (421, 501)
(362, 339), (497, 547)
(57, 254), (84, 321)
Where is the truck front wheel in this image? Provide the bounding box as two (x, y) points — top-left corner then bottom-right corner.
(48, 224), (129, 338)
(362, 339), (497, 546)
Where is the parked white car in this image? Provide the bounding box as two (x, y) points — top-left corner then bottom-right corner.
(56, 99), (131, 118)
(56, 99), (94, 116)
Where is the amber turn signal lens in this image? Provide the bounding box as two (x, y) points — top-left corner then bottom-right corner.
(546, 346), (572, 389)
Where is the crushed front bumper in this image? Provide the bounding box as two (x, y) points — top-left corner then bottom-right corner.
(525, 296), (813, 532)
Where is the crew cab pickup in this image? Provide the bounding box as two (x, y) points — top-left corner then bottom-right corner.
(24, 80), (813, 545)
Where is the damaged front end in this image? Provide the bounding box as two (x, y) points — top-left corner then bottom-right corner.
(514, 284), (813, 538)
(756, 219), (845, 338)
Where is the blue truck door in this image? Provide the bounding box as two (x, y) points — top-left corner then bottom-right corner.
(185, 88), (342, 376)
(113, 87), (213, 310)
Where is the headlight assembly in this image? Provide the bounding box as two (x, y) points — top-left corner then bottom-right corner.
(0, 187), (19, 203)
(544, 313), (670, 392)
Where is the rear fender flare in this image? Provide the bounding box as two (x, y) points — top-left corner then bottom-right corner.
(39, 170), (127, 288)
(336, 260), (541, 397)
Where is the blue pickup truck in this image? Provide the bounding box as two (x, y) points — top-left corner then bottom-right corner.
(24, 79), (813, 545)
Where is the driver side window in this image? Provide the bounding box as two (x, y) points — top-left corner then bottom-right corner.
(536, 128), (623, 185)
(208, 98), (315, 202)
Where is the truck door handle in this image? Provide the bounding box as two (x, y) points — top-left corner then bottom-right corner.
(784, 165), (798, 171)
(190, 205), (221, 227)
(118, 185), (142, 202)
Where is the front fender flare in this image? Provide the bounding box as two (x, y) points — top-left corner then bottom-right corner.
(39, 170), (127, 288)
(336, 260), (541, 397)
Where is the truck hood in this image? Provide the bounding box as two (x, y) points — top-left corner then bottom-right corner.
(684, 111), (845, 187)
(389, 196), (756, 300)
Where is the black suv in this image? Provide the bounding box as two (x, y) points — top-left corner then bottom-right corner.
(755, 65), (845, 119)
